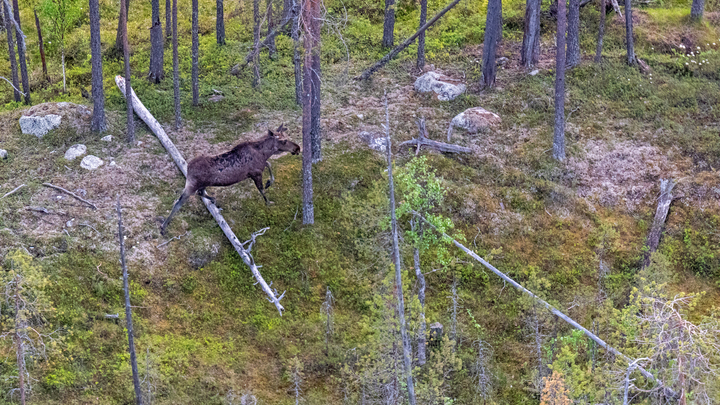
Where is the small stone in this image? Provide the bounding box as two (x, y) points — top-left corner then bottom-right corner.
(357, 114), (364, 120)
(80, 155), (104, 170)
(19, 114), (62, 138)
(64, 144), (87, 160)
(496, 56), (509, 66)
(0, 149), (7, 159)
(101, 135), (112, 142)
(530, 69), (540, 76)
(208, 94), (225, 102)
(137, 141), (143, 147)
(66, 219), (74, 228)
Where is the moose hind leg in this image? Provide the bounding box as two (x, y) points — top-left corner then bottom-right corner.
(161, 189), (192, 235)
(197, 188), (216, 205)
(251, 173), (273, 205)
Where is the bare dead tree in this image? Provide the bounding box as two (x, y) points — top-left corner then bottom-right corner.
(624, 0), (636, 65)
(642, 179), (675, 269)
(292, 0), (301, 105)
(192, 0), (199, 105)
(450, 272), (459, 349)
(355, 0), (462, 81)
(411, 217), (427, 366)
(691, 0), (705, 21)
(116, 197), (143, 405)
(566, 0), (581, 68)
(521, 0), (541, 68)
(149, 0), (164, 83)
(301, 0), (318, 224)
(90, 0), (106, 132)
(266, 0), (276, 58)
(595, 0), (606, 63)
(172, 0), (180, 129)
(382, 0), (395, 47)
(321, 287), (335, 356)
(34, 9), (47, 80)
(252, 0), (261, 87)
(472, 339), (494, 402)
(121, 0), (135, 143)
(165, 0), (171, 38)
(216, 0), (225, 44)
(417, 0), (427, 69)
(384, 92), (417, 405)
(481, 0), (502, 88)
(10, 0), (28, 103)
(115, 0), (130, 54)
(553, 0), (567, 162)
(310, 13), (322, 163)
(3, 0), (20, 102)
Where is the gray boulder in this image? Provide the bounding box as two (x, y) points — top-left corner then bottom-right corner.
(414, 72), (466, 101)
(64, 144), (87, 161)
(101, 135), (112, 142)
(80, 155), (104, 170)
(359, 131), (388, 152)
(447, 107), (502, 141)
(19, 114), (62, 138)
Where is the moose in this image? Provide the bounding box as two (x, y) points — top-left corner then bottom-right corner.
(161, 125), (300, 235)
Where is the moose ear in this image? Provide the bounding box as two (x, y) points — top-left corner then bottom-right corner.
(268, 130), (276, 137)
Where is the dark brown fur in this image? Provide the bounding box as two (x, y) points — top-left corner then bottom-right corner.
(161, 125), (300, 234)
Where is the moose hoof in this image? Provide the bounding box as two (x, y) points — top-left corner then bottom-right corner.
(266, 200), (275, 206)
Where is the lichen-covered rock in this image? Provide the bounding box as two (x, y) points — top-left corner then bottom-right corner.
(19, 114), (62, 138)
(446, 107), (502, 140)
(64, 144), (87, 161)
(0, 149), (7, 159)
(101, 135), (112, 142)
(359, 131), (387, 152)
(414, 72), (466, 101)
(80, 155), (104, 170)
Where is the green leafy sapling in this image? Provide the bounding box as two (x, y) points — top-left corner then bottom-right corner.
(40, 0), (83, 92)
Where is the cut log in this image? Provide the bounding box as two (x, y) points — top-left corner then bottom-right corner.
(412, 211), (679, 400)
(115, 75), (285, 315)
(642, 178), (675, 269)
(355, 0), (462, 81)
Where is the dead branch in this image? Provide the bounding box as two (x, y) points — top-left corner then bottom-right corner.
(0, 76), (25, 96)
(42, 183), (97, 210)
(243, 1), (298, 66)
(399, 138), (471, 154)
(115, 75), (285, 314)
(1, 184), (25, 200)
(642, 179), (675, 269)
(25, 206), (67, 216)
(156, 231), (189, 248)
(355, 0), (463, 81)
(412, 211), (679, 400)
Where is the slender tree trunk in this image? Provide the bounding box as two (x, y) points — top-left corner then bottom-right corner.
(192, 0), (199, 105)
(34, 9), (47, 79)
(116, 199), (144, 405)
(14, 279), (25, 405)
(121, 0), (135, 143)
(149, 0), (164, 83)
(252, 0), (260, 87)
(9, 0), (28, 104)
(165, 0), (171, 38)
(521, 0), (541, 68)
(624, 0), (635, 65)
(216, 0), (225, 44)
(382, 0), (395, 47)
(691, 0), (705, 21)
(292, 2), (301, 105)
(90, 0), (106, 132)
(61, 46), (66, 93)
(3, 1), (19, 102)
(172, 0), (180, 128)
(417, 0), (427, 69)
(266, 0), (276, 58)
(595, 0), (605, 62)
(553, 0), (567, 161)
(310, 2), (321, 163)
(411, 218), (427, 366)
(301, 0), (315, 225)
(384, 93), (417, 405)
(481, 0), (502, 87)
(115, 0), (130, 53)
(567, 0), (580, 68)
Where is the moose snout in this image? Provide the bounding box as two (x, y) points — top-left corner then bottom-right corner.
(292, 146), (300, 155)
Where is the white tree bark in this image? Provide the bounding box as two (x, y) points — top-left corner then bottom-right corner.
(115, 75), (285, 314)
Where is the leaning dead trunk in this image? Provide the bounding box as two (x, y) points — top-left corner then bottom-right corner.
(566, 0), (581, 68)
(3, 1), (19, 102)
(117, 198), (144, 405)
(595, 0), (606, 62)
(90, 0), (106, 132)
(481, 0), (502, 88)
(34, 9), (47, 79)
(192, 0), (199, 105)
(553, 0), (567, 161)
(382, 0), (395, 47)
(521, 0), (541, 68)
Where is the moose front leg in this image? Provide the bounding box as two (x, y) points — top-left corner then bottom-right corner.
(264, 161), (275, 189)
(250, 173), (273, 205)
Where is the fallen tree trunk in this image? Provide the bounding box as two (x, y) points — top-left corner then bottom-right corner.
(115, 75), (285, 315)
(355, 0), (463, 81)
(413, 211), (678, 400)
(398, 131), (471, 155)
(642, 178), (675, 269)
